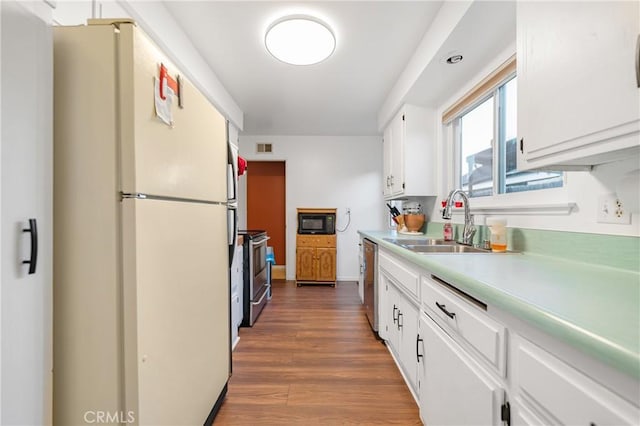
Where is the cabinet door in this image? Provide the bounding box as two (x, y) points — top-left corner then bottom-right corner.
(296, 247), (316, 281)
(517, 1), (640, 169)
(512, 398), (550, 426)
(420, 314), (504, 426)
(417, 317), (427, 422)
(2, 2), (53, 424)
(383, 125), (393, 196)
(398, 296), (419, 393)
(389, 111), (405, 196)
(316, 247), (336, 281)
(380, 274), (400, 350)
(513, 336), (640, 425)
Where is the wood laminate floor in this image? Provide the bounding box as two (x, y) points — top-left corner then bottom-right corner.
(214, 280), (421, 425)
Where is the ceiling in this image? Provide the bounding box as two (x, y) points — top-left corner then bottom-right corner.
(163, 1), (515, 136)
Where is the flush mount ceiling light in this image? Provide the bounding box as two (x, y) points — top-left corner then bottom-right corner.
(265, 15), (336, 65)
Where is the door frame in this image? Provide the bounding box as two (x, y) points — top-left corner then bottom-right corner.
(245, 160), (287, 280)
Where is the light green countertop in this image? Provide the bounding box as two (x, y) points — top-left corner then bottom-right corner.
(360, 230), (640, 380)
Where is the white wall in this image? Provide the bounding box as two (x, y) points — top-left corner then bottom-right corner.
(51, 0), (243, 130)
(429, 43), (640, 237)
(238, 135), (385, 281)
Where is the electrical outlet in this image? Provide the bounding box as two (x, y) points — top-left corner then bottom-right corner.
(597, 194), (631, 224)
(346, 208), (351, 215)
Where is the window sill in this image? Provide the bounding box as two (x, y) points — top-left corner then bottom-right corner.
(442, 202), (577, 216)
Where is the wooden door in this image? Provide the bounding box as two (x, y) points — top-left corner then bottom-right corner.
(316, 248), (336, 282)
(296, 247), (315, 281)
(247, 161), (285, 266)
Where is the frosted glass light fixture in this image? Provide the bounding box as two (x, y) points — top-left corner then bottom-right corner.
(265, 16), (336, 65)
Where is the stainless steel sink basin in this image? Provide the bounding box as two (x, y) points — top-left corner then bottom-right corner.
(383, 238), (457, 246)
(402, 244), (491, 254)
(381, 236), (517, 254)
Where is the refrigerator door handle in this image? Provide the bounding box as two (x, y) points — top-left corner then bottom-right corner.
(228, 207), (238, 266)
(227, 210), (236, 243)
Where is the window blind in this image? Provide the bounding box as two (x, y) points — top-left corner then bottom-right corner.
(442, 55), (516, 124)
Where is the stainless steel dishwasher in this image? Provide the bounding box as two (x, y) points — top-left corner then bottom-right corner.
(363, 238), (378, 333)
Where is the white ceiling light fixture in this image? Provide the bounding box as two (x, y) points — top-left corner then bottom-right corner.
(265, 15), (336, 66)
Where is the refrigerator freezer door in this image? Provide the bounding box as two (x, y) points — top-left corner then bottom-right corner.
(121, 198), (229, 425)
(118, 24), (227, 202)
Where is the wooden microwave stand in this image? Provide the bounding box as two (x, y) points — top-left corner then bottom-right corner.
(296, 208), (337, 287)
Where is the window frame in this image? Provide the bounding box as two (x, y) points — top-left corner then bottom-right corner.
(453, 74), (523, 198)
(443, 59), (570, 214)
(453, 90), (498, 198)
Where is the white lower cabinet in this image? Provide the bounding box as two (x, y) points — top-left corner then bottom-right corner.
(420, 312), (505, 426)
(512, 335), (640, 426)
(398, 295), (419, 392)
(379, 272), (396, 345)
(380, 271), (420, 393)
(376, 246), (639, 426)
(511, 399), (549, 426)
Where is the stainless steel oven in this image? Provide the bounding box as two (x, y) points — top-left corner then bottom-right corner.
(239, 230), (270, 327)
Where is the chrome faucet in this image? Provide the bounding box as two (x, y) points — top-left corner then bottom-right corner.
(442, 189), (476, 246)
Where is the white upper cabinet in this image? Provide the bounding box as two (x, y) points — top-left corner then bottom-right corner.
(382, 105), (437, 199)
(517, 1), (640, 170)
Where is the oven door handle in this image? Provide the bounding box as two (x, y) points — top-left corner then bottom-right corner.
(250, 236), (270, 247)
(252, 285), (271, 305)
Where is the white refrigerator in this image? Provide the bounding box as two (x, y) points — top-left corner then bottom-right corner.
(53, 20), (230, 425)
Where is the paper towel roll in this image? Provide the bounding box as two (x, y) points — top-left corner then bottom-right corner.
(616, 169), (640, 213)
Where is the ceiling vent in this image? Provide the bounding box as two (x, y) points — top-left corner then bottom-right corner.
(256, 143), (273, 153)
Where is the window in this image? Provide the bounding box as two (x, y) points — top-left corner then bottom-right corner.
(454, 75), (562, 198)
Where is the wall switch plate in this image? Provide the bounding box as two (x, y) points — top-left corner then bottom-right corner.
(597, 194), (631, 224)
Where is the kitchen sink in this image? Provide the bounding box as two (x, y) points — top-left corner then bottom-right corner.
(402, 244), (491, 254)
(383, 238), (457, 246)
(382, 236), (515, 254)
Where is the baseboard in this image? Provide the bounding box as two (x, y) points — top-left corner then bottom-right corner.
(337, 276), (360, 282)
(204, 382), (228, 426)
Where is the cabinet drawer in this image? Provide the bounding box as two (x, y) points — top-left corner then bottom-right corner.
(296, 235), (336, 248)
(421, 275), (506, 377)
(514, 336), (639, 425)
(379, 251), (419, 299)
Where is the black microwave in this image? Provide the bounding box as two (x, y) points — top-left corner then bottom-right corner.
(298, 213), (335, 234)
